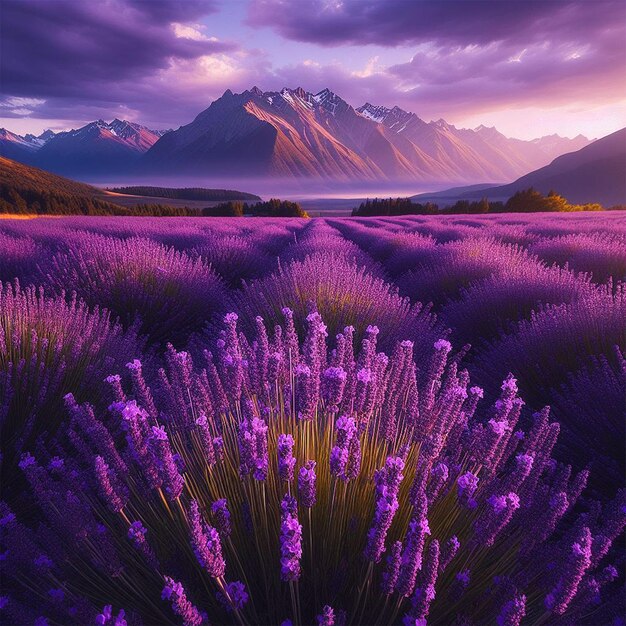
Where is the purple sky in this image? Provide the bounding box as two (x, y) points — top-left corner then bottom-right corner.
(2, 0), (625, 140)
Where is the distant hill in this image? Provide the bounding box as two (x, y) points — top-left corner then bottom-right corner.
(0, 128), (45, 164)
(107, 186), (260, 202)
(413, 128), (626, 207)
(0, 157), (259, 216)
(0, 156), (133, 215)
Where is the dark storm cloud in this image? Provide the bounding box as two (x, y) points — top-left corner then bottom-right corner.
(0, 0), (232, 100)
(247, 0), (623, 49)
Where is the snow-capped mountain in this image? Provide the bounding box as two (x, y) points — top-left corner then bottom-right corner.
(143, 87), (590, 182)
(0, 120), (168, 175)
(1, 90), (591, 182)
(32, 119), (169, 174)
(0, 128), (56, 163)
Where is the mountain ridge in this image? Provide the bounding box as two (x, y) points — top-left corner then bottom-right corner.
(143, 86), (591, 183)
(1, 88), (591, 182)
(412, 128), (626, 207)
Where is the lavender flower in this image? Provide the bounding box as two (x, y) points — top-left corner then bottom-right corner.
(409, 539), (440, 622)
(365, 456), (404, 563)
(496, 593), (526, 626)
(330, 415), (357, 481)
(440, 535), (460, 573)
(317, 605), (335, 626)
(94, 456), (127, 513)
(127, 521), (158, 566)
(217, 581), (249, 612)
(280, 495), (302, 582)
(381, 541), (403, 595)
(161, 576), (204, 626)
(457, 472), (479, 508)
(150, 425), (184, 500)
(239, 416), (269, 481)
(278, 434), (296, 482)
(187, 500), (225, 578)
(396, 488), (430, 597)
(298, 461), (317, 508)
(545, 526), (593, 615)
(211, 499), (232, 538)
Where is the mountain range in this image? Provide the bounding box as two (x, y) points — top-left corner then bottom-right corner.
(1, 119), (168, 174)
(1, 87), (591, 183)
(412, 128), (626, 207)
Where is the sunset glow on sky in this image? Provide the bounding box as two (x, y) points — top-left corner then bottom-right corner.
(2, 0), (625, 140)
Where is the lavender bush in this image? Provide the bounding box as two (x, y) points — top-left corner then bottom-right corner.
(232, 252), (442, 351)
(0, 233), (47, 284)
(0, 281), (143, 476)
(1, 311), (624, 625)
(40, 234), (226, 345)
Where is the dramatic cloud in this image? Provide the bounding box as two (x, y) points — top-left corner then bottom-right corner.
(1, 0), (624, 139)
(248, 0), (626, 134)
(248, 0), (624, 49)
(0, 0), (235, 125)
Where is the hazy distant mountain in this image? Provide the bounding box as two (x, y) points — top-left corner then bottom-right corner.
(33, 119), (168, 175)
(0, 128), (55, 163)
(357, 104), (589, 182)
(143, 87), (590, 183)
(486, 128), (625, 206)
(413, 128), (626, 207)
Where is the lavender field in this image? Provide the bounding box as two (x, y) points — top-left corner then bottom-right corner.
(1, 212), (625, 626)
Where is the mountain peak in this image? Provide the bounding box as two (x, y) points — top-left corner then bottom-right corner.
(311, 88), (351, 116)
(357, 102), (391, 123)
(357, 102), (418, 132)
(314, 87), (334, 99)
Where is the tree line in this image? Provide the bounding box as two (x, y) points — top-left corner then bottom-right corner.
(206, 199), (309, 218)
(107, 186), (260, 202)
(0, 185), (309, 218)
(352, 188), (608, 216)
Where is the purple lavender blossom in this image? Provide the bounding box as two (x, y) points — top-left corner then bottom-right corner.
(317, 605), (335, 626)
(298, 461), (317, 508)
(323, 366), (347, 410)
(217, 581), (249, 612)
(330, 415), (357, 481)
(440, 535), (460, 573)
(211, 499), (232, 538)
(277, 434), (296, 482)
(496, 593), (526, 626)
(365, 456), (404, 563)
(150, 425), (184, 500)
(457, 472), (479, 508)
(545, 526), (593, 615)
(280, 495), (302, 582)
(127, 521), (158, 566)
(94, 456), (127, 513)
(161, 576), (204, 626)
(381, 541), (403, 595)
(187, 500), (225, 578)
(397, 488), (430, 597)
(409, 539), (440, 622)
(239, 416), (269, 481)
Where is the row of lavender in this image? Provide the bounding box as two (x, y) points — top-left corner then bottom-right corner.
(0, 212), (624, 625)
